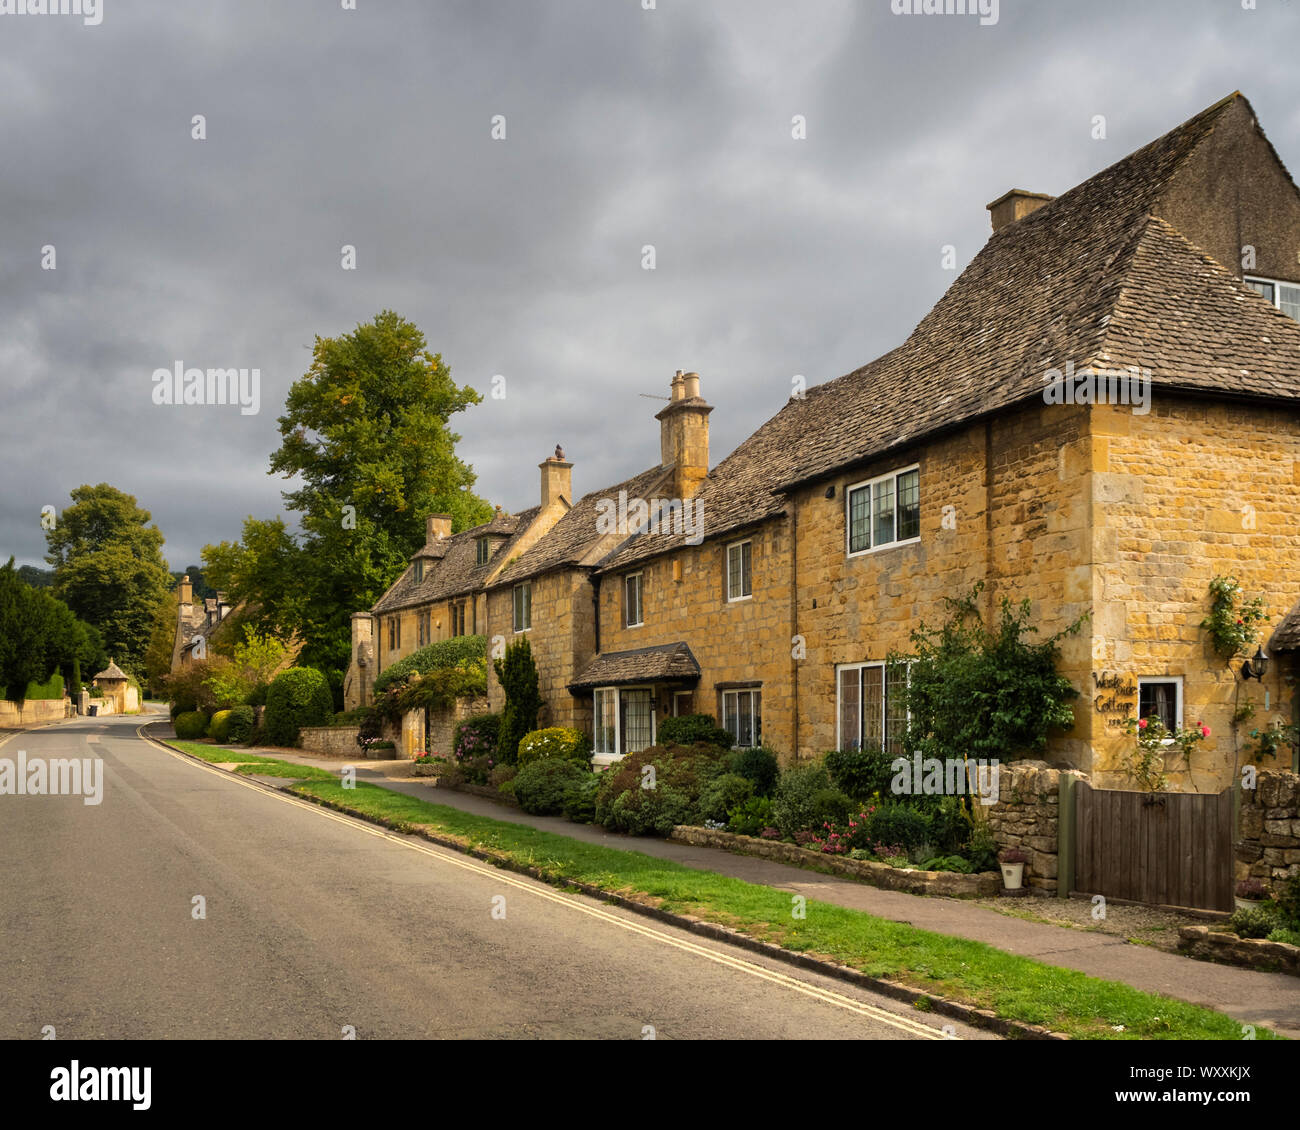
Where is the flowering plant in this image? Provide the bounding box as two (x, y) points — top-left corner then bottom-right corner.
(1123, 714), (1208, 792)
(1200, 576), (1268, 659)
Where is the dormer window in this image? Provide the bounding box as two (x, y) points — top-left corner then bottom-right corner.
(476, 537), (490, 565)
(1245, 276), (1300, 322)
(413, 560), (424, 584)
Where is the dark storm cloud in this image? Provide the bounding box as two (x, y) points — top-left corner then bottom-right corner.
(1, 0), (1296, 570)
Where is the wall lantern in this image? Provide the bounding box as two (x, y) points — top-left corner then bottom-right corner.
(1241, 646), (1269, 682)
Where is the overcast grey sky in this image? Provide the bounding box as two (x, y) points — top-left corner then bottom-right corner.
(2, 0), (1297, 571)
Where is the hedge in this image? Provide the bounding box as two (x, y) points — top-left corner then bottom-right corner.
(174, 711), (208, 740)
(373, 635), (487, 695)
(263, 667), (335, 747)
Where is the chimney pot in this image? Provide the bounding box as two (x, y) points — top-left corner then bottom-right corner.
(683, 371), (701, 399)
(986, 189), (1054, 233)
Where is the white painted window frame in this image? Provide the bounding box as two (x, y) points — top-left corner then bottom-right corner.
(1244, 274), (1300, 321)
(720, 687), (762, 749)
(845, 464), (921, 558)
(625, 572), (644, 628)
(592, 684), (656, 765)
(512, 583), (532, 633)
(726, 539), (752, 602)
(1137, 675), (1184, 740)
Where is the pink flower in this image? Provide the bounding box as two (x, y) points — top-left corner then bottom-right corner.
(1200, 723), (1210, 738)
(1138, 718), (1148, 730)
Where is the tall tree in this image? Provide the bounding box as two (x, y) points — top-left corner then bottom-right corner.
(0, 559), (103, 701)
(209, 311), (494, 693)
(44, 484), (173, 680)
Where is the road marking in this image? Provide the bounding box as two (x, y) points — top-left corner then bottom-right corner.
(137, 726), (954, 1040)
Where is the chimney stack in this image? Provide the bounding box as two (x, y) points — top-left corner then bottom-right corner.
(986, 189), (1054, 233)
(539, 451), (573, 510)
(178, 574), (192, 605)
(656, 370), (712, 500)
(425, 514), (453, 543)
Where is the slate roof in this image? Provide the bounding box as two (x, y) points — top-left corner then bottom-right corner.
(490, 464), (673, 586)
(599, 92), (1300, 574)
(1268, 601), (1300, 653)
(568, 642), (701, 690)
(372, 508), (540, 614)
(94, 661), (128, 681)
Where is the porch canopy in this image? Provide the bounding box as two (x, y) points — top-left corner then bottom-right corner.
(1268, 599), (1300, 653)
(568, 642), (700, 691)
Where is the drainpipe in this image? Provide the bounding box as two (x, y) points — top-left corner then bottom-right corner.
(790, 506), (800, 758)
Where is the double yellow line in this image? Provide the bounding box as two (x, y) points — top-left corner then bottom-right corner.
(137, 724), (957, 1040)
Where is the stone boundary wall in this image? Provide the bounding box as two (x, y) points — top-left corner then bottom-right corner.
(1178, 926), (1299, 976)
(298, 726), (362, 758)
(1237, 769), (1300, 883)
(0, 698), (69, 727)
(983, 760), (1085, 894)
(670, 826), (999, 897)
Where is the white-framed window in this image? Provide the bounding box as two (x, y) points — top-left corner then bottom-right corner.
(1245, 275), (1300, 322)
(846, 465), (920, 556)
(721, 688), (762, 748)
(726, 540), (752, 602)
(592, 686), (655, 758)
(836, 661), (909, 754)
(625, 572), (644, 627)
(512, 583), (532, 632)
(1137, 676), (1183, 733)
(476, 537), (490, 565)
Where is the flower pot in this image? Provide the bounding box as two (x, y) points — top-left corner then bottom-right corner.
(1000, 862), (1025, 890)
(1235, 897), (1264, 912)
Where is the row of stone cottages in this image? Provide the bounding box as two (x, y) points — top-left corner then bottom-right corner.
(345, 92), (1300, 794)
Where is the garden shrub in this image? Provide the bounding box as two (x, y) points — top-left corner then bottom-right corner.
(657, 713), (734, 749)
(562, 771), (602, 824)
(698, 773), (755, 824)
(1275, 872), (1300, 930)
(454, 713), (501, 761)
(226, 704), (255, 743)
(208, 709), (234, 743)
(823, 745), (895, 803)
(173, 710), (208, 740)
(263, 667), (335, 747)
(517, 726), (591, 767)
(1230, 905), (1280, 939)
(771, 762), (833, 839)
(1267, 927), (1300, 947)
(513, 759), (589, 816)
(494, 638), (541, 766)
(809, 787), (857, 831)
(864, 801), (934, 852)
(22, 672), (65, 701)
(921, 855), (974, 874)
(594, 743), (730, 836)
(726, 746), (780, 797)
(726, 796), (775, 837)
(488, 764), (517, 790)
(372, 635), (487, 695)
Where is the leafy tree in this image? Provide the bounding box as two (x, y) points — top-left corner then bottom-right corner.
(142, 590), (179, 695)
(17, 565), (54, 588)
(207, 311), (494, 698)
(0, 560), (102, 701)
(44, 484), (172, 679)
(494, 637), (542, 765)
(204, 627), (288, 707)
(888, 583), (1085, 765)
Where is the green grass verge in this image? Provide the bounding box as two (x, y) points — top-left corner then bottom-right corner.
(288, 779), (1280, 1042)
(167, 740), (335, 780)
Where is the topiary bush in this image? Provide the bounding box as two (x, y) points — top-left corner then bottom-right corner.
(173, 710), (208, 740)
(726, 746), (780, 797)
(372, 635), (487, 695)
(517, 726), (591, 767)
(657, 713), (734, 749)
(226, 704), (256, 744)
(771, 762), (834, 839)
(263, 667), (335, 747)
(208, 709), (234, 743)
(698, 773), (755, 824)
(513, 759), (590, 816)
(824, 745), (894, 803)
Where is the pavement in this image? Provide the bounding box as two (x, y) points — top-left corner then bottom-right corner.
(227, 738), (1300, 1039)
(0, 711), (985, 1040)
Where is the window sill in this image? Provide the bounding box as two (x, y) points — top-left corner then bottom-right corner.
(847, 536), (921, 560)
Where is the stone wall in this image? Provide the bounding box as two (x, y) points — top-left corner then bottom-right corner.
(0, 698), (69, 726)
(298, 726), (362, 758)
(1237, 768), (1300, 883)
(983, 760), (1081, 894)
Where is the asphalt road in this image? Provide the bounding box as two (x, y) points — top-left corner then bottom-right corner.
(0, 713), (990, 1040)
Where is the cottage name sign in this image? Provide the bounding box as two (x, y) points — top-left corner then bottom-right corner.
(1093, 671), (1136, 728)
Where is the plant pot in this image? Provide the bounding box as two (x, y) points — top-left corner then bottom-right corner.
(1000, 862), (1025, 890)
(1235, 897), (1264, 912)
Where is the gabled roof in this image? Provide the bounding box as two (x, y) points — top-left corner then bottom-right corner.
(1268, 601), (1300, 653)
(599, 92), (1300, 573)
(94, 661), (128, 681)
(568, 642), (701, 690)
(491, 465), (672, 586)
(372, 508), (540, 614)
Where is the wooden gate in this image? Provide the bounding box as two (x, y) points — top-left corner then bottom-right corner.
(1073, 783), (1234, 912)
